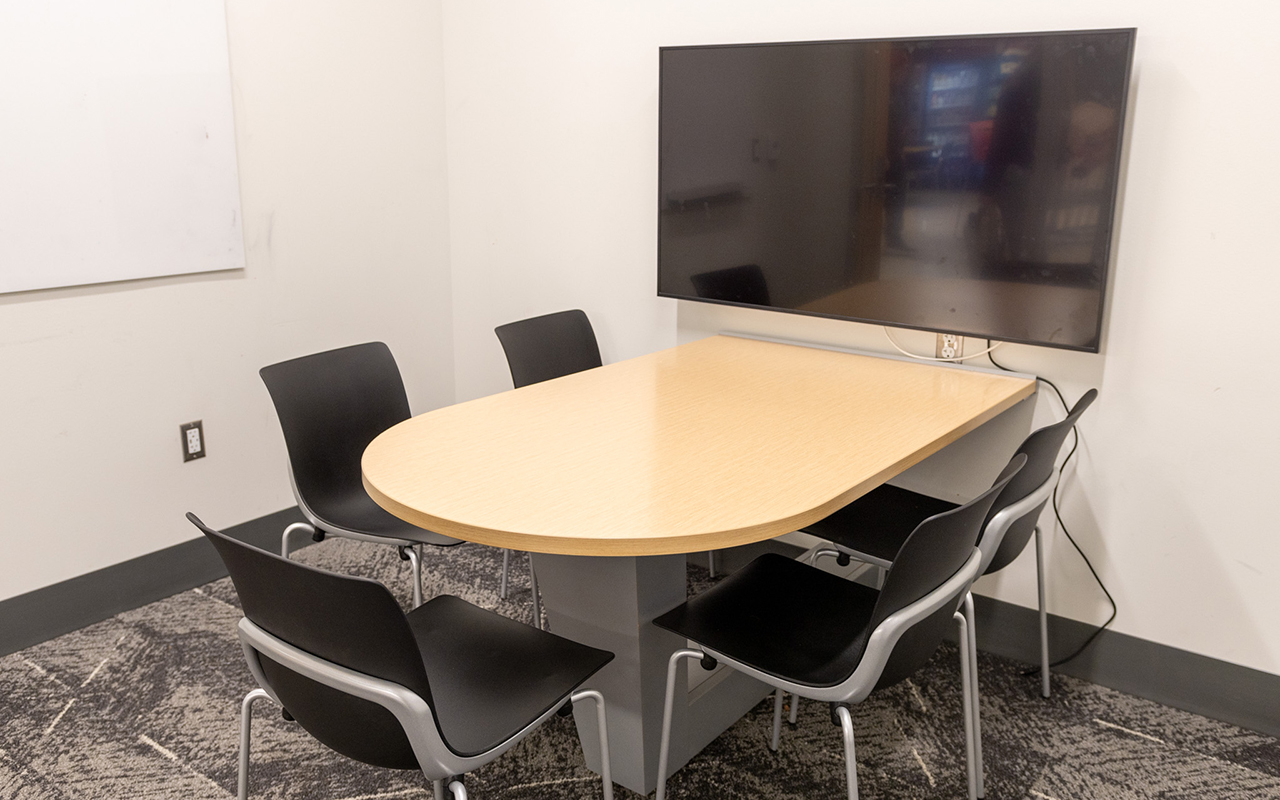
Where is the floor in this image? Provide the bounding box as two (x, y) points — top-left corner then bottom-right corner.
(1, 537), (1277, 799)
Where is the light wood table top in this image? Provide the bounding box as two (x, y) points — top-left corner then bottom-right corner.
(362, 335), (1035, 557)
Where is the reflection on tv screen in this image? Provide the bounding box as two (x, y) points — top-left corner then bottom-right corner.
(658, 30), (1134, 352)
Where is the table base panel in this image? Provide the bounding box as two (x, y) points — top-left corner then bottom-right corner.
(531, 552), (771, 795)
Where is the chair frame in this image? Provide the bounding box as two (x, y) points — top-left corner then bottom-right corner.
(279, 470), (432, 608)
(656, 548), (985, 800)
(493, 310), (609, 626)
(236, 617), (612, 800)
(496, 547), (542, 626)
(280, 475), (543, 616)
(801, 473), (1056, 798)
(264, 342), (461, 610)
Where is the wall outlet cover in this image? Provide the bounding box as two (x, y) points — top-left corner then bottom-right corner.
(935, 333), (964, 361)
(180, 420), (205, 462)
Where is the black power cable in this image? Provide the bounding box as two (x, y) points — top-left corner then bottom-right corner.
(986, 341), (1117, 672)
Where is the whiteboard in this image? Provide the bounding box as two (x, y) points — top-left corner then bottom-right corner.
(0, 0), (245, 294)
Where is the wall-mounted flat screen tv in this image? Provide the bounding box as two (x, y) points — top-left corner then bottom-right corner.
(658, 29), (1135, 352)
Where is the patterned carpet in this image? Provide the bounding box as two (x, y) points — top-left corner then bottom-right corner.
(1, 536), (1278, 799)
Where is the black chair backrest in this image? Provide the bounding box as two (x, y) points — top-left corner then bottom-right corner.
(494, 309), (602, 388)
(983, 388), (1097, 574)
(871, 453), (1025, 690)
(259, 342), (410, 521)
(189, 513), (433, 769)
(690, 264), (771, 306)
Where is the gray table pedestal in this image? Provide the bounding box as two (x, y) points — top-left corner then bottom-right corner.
(530, 552), (771, 796)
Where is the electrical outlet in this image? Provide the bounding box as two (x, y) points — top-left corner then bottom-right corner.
(935, 333), (964, 361)
(180, 420), (205, 462)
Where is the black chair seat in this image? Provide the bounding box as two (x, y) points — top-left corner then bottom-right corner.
(408, 595), (613, 757)
(309, 490), (461, 547)
(655, 553), (879, 688)
(804, 485), (958, 563)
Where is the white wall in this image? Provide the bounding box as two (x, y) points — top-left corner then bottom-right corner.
(0, 0), (454, 601)
(440, 3), (678, 401)
(440, 1), (1280, 675)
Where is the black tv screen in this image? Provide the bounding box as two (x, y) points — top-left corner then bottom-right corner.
(658, 29), (1135, 352)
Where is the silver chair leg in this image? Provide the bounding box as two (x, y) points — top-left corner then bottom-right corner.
(447, 779), (467, 799)
(835, 703), (859, 800)
(238, 688), (271, 800)
(656, 649), (704, 800)
(707, 550), (717, 578)
(500, 549), (511, 599)
(963, 593), (985, 798)
(770, 688), (784, 751)
(955, 611), (978, 800)
(529, 555), (542, 629)
(432, 779), (444, 800)
(401, 544), (423, 608)
(789, 692), (799, 725)
(280, 522), (315, 559)
(1035, 525), (1051, 698)
(571, 689), (614, 800)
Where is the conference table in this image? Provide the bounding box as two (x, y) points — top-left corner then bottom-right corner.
(362, 334), (1035, 794)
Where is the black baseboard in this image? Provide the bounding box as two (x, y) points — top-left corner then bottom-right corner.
(0, 507), (305, 658)
(969, 593), (1280, 739)
(2, 518), (1277, 740)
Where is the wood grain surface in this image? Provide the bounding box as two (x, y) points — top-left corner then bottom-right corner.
(362, 335), (1035, 556)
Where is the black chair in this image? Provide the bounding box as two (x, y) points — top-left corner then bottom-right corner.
(797, 389), (1096, 798)
(188, 514), (615, 800)
(807, 390), (1097, 687)
(260, 342), (461, 608)
(653, 456), (1025, 800)
(494, 309), (602, 389)
(494, 309), (724, 581)
(491, 310), (604, 611)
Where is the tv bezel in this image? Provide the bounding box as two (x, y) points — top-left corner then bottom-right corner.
(657, 28), (1136, 354)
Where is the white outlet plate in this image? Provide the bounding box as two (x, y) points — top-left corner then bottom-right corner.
(935, 333), (964, 361)
(180, 420), (205, 462)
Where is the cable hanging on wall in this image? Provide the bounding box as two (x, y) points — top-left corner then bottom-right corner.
(986, 340), (1117, 674)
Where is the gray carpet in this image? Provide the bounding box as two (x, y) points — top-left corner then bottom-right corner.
(2, 537), (1278, 799)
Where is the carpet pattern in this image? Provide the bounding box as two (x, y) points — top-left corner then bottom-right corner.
(1, 536), (1277, 799)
